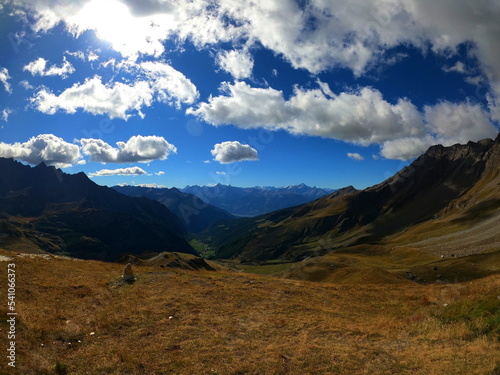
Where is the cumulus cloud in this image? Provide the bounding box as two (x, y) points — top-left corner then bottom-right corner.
(211, 141), (259, 164)
(216, 49), (254, 79)
(347, 153), (364, 161)
(89, 166), (147, 177)
(0, 67), (12, 93)
(24, 57), (75, 78)
(380, 136), (437, 160)
(7, 0), (500, 159)
(79, 135), (177, 163)
(32, 75), (153, 119)
(189, 81), (424, 145)
(191, 81), (498, 160)
(31, 61), (198, 119)
(139, 61), (199, 107)
(424, 101), (497, 145)
(0, 134), (82, 168)
(380, 101), (497, 159)
(8, 0), (500, 80)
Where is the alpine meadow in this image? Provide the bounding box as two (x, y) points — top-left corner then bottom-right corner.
(0, 1), (499, 374)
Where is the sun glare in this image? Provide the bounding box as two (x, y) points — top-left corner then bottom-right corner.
(71, 0), (163, 57)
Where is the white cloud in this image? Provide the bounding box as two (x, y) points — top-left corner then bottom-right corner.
(19, 80), (34, 90)
(65, 50), (86, 60)
(211, 141), (259, 164)
(2, 108), (12, 122)
(189, 81), (424, 145)
(10, 0), (500, 125)
(139, 61), (199, 108)
(32, 75), (153, 119)
(8, 0), (500, 80)
(0, 134), (82, 168)
(155, 171), (165, 176)
(380, 101), (497, 160)
(464, 76), (484, 86)
(135, 183), (167, 188)
(0, 67), (12, 94)
(216, 49), (254, 79)
(89, 166), (147, 177)
(79, 135), (177, 163)
(88, 50), (99, 61)
(23, 58), (46, 75)
(23, 57), (75, 78)
(8, 0), (500, 160)
(192, 81), (498, 160)
(347, 153), (364, 161)
(31, 61), (198, 119)
(424, 101), (497, 145)
(380, 136), (436, 160)
(442, 61), (469, 75)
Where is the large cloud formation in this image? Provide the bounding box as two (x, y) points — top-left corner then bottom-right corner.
(79, 135), (177, 163)
(32, 61), (198, 119)
(190, 81), (497, 159)
(211, 141), (259, 164)
(10, 0), (500, 78)
(7, 0), (500, 159)
(0, 134), (176, 167)
(0, 134), (82, 168)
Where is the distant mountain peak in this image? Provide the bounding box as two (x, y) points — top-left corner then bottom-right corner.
(181, 183), (336, 216)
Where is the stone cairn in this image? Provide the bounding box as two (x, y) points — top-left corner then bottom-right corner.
(122, 263), (136, 283)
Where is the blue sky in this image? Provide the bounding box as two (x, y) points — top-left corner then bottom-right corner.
(0, 0), (499, 189)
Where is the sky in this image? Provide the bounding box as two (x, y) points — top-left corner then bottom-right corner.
(0, 0), (499, 189)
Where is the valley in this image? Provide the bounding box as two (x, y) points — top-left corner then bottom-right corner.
(0, 136), (499, 374)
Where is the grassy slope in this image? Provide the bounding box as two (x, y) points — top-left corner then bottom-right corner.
(1, 249), (499, 375)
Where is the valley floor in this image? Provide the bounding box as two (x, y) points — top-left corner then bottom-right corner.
(1, 250), (499, 374)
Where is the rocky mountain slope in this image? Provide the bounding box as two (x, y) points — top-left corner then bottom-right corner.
(113, 185), (234, 233)
(0, 158), (195, 260)
(206, 134), (500, 262)
(181, 183), (335, 217)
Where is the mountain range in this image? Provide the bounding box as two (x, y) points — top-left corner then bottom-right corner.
(0, 134), (498, 268)
(180, 183), (336, 217)
(202, 134), (500, 263)
(113, 185), (234, 233)
(0, 158), (195, 260)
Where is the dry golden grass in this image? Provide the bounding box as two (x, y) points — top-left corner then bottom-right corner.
(0, 250), (499, 374)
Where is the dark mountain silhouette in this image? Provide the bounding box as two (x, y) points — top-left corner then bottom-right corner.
(181, 183), (335, 217)
(0, 158), (195, 260)
(113, 185), (235, 233)
(205, 134), (500, 261)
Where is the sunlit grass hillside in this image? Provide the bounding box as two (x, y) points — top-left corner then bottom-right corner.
(1, 249), (499, 375)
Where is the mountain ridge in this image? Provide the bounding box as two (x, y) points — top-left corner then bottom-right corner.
(181, 183), (336, 217)
(0, 158), (196, 260)
(204, 134), (500, 262)
(112, 185), (235, 233)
